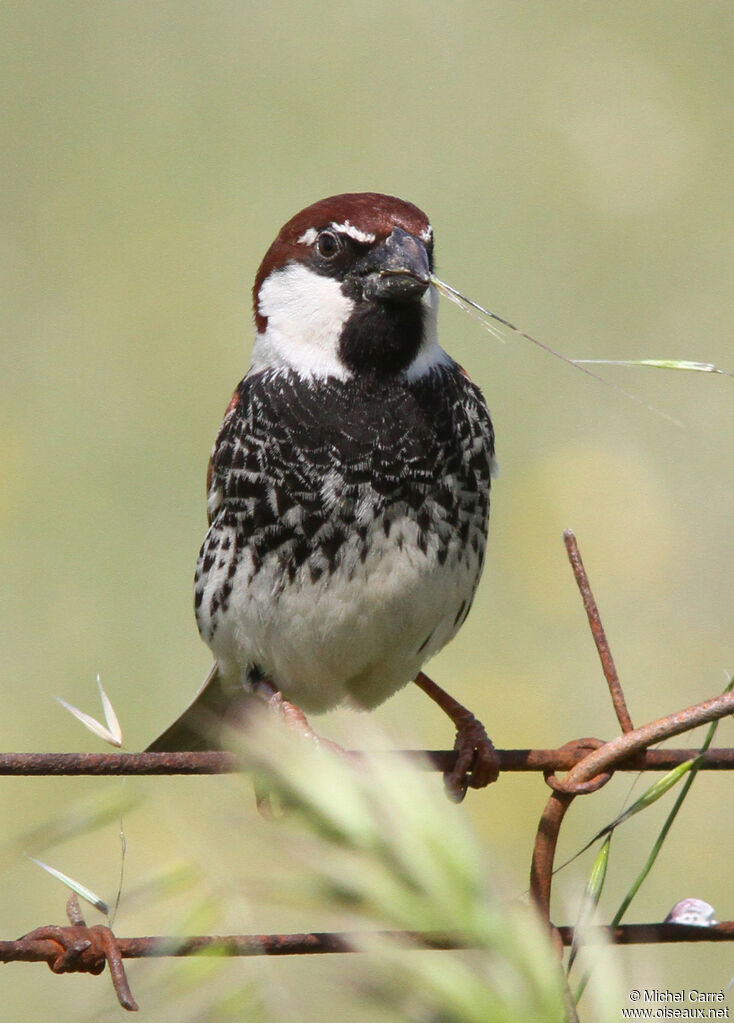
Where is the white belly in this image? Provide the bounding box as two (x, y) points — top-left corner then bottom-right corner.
(205, 513), (484, 712)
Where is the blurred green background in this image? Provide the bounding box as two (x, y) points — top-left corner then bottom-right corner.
(2, 2), (733, 1019)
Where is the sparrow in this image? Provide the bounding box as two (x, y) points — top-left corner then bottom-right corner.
(148, 192), (498, 800)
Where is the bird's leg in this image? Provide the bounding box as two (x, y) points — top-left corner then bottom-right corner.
(413, 671), (499, 802)
(248, 678), (358, 819)
(251, 678), (352, 759)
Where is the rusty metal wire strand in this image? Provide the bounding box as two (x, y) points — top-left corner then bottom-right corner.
(563, 530), (633, 733)
(1, 747), (734, 776)
(529, 690), (734, 916)
(3, 923), (733, 967)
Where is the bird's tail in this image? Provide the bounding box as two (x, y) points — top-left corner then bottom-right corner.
(146, 662), (236, 752)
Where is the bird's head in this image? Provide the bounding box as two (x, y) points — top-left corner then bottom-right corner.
(251, 193), (447, 381)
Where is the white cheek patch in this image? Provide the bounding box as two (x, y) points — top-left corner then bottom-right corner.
(420, 224), (433, 244)
(251, 263), (354, 380)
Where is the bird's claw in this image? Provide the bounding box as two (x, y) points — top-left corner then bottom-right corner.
(255, 690), (357, 818)
(265, 690), (355, 760)
(444, 713), (499, 803)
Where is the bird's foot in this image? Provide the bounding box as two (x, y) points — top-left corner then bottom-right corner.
(264, 689), (353, 760)
(251, 683), (356, 818)
(445, 708), (499, 803)
(413, 671), (499, 802)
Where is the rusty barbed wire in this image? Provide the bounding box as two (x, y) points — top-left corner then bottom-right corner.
(8, 896), (138, 1010)
(1, 531), (732, 1013)
(3, 921), (732, 965)
(3, 918), (733, 1013)
(3, 729), (732, 1011)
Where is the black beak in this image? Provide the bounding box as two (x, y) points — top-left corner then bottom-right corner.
(354, 227), (431, 302)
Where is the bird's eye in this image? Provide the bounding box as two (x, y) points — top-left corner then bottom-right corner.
(316, 230), (340, 258)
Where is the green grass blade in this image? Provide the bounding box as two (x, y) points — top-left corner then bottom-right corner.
(27, 856), (109, 915)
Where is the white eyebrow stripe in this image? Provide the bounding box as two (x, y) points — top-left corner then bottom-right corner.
(329, 220), (376, 244)
(298, 220), (431, 246)
(296, 228), (318, 245)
